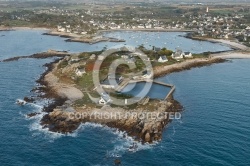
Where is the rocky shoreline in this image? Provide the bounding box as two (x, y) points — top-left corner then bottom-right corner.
(1, 50), (70, 62)
(41, 96), (182, 143)
(154, 57), (226, 78)
(3, 48), (231, 143)
(183, 33), (250, 52)
(32, 55), (230, 143)
(23, 54), (183, 143)
(43, 31), (125, 44)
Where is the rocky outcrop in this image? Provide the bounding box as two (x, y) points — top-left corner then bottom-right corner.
(1, 50), (69, 62)
(41, 97), (182, 143)
(154, 57), (226, 78)
(27, 112), (41, 118)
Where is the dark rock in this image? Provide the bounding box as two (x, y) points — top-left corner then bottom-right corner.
(24, 96), (35, 103)
(27, 112), (41, 118)
(114, 159), (121, 165)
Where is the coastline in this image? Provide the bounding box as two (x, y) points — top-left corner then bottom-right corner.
(1, 50), (70, 62)
(96, 28), (194, 35)
(3, 26), (249, 143)
(19, 47), (247, 143)
(34, 55), (229, 143)
(154, 57), (226, 78)
(14, 49), (248, 144)
(186, 35), (250, 52)
(0, 26), (50, 31)
(2, 26), (249, 53)
(211, 51), (250, 59)
(42, 30), (126, 44)
(37, 57), (182, 143)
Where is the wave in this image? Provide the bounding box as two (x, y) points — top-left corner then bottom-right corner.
(25, 98), (158, 154)
(68, 122), (158, 157)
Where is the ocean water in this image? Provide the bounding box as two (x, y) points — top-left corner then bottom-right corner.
(103, 31), (232, 53)
(0, 30), (231, 60)
(121, 82), (171, 99)
(0, 30), (249, 165)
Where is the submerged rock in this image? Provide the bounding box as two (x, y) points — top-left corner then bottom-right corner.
(27, 112), (41, 118)
(114, 159), (121, 165)
(24, 96), (35, 103)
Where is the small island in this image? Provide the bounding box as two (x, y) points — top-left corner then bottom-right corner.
(24, 46), (228, 143)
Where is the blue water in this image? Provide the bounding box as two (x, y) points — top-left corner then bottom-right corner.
(0, 30), (231, 60)
(104, 31), (232, 53)
(0, 30), (249, 165)
(121, 82), (171, 99)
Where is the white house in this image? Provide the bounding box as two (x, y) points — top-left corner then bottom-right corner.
(81, 31), (88, 35)
(99, 93), (112, 105)
(57, 26), (66, 32)
(89, 54), (96, 60)
(145, 24), (152, 29)
(75, 68), (86, 77)
(66, 28), (71, 33)
(71, 56), (80, 62)
(171, 50), (184, 60)
(183, 52), (193, 58)
(158, 55), (168, 63)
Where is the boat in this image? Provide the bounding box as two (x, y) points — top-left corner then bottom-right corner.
(16, 99), (27, 106)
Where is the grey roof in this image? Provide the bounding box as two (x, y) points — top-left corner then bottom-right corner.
(173, 50), (183, 57)
(154, 47), (161, 52)
(160, 55), (167, 60)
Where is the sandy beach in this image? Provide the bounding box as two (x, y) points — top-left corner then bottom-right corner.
(190, 36), (250, 51)
(0, 26), (50, 31)
(0, 26), (12, 31)
(208, 38), (250, 51)
(12, 27), (50, 31)
(211, 51), (250, 59)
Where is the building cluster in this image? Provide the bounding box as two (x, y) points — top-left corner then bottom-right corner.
(185, 14), (250, 40)
(2, 4), (249, 45)
(53, 9), (250, 46)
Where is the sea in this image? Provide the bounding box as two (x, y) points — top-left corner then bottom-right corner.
(0, 30), (249, 166)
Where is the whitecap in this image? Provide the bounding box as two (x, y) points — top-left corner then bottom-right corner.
(68, 122), (157, 156)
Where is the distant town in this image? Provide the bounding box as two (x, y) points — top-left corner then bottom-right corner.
(0, 1), (250, 46)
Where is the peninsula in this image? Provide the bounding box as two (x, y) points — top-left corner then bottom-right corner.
(19, 46), (244, 143)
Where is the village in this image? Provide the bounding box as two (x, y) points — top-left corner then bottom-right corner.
(53, 7), (250, 47)
(0, 1), (250, 46)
